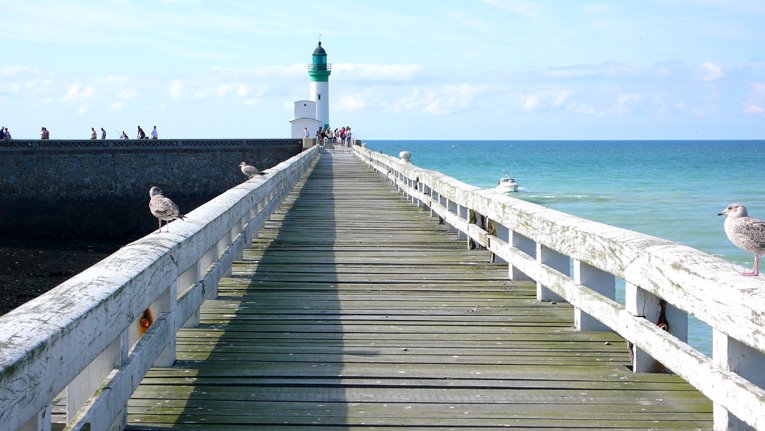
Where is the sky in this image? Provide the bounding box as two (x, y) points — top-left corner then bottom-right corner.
(1, 0), (764, 140)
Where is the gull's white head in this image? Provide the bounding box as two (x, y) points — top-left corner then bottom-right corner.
(149, 186), (163, 198)
(718, 203), (748, 218)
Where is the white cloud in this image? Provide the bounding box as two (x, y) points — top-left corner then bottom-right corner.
(750, 82), (765, 96)
(390, 83), (489, 115)
(700, 62), (725, 81)
(333, 64), (423, 83)
(522, 89), (571, 112)
(169, 80), (185, 98)
(0, 65), (39, 77)
(743, 82), (765, 115)
(582, 3), (614, 14)
(64, 83), (94, 102)
(109, 102), (126, 111)
(116, 88), (138, 100)
(616, 93), (643, 111)
(236, 84), (249, 97)
(480, 0), (542, 17)
(542, 62), (677, 79)
(215, 84), (230, 97)
(336, 94), (367, 112)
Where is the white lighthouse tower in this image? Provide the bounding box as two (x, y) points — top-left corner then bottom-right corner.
(308, 41), (331, 129)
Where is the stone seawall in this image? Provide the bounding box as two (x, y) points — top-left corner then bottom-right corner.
(0, 139), (302, 239)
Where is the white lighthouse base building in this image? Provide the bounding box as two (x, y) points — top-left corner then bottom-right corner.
(290, 100), (320, 139)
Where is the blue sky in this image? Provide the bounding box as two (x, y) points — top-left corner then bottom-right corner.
(1, 0), (764, 140)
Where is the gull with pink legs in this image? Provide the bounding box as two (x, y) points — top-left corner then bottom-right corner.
(719, 203), (765, 276)
(149, 186), (185, 233)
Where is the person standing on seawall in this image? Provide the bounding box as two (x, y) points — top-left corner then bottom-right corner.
(90, 128), (97, 139)
(101, 127), (107, 139)
(40, 127), (50, 139)
(151, 125), (158, 139)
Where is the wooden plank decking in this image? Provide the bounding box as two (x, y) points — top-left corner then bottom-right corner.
(126, 151), (712, 430)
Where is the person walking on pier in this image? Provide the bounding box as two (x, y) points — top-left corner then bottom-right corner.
(90, 127), (97, 139)
(101, 127), (107, 139)
(151, 125), (158, 139)
(137, 126), (146, 139)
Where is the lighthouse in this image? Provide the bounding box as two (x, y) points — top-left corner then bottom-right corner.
(308, 41), (331, 129)
(289, 42), (331, 139)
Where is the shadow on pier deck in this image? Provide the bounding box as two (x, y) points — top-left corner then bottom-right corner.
(126, 151), (711, 430)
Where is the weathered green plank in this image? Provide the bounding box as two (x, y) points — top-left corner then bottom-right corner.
(127, 152), (711, 430)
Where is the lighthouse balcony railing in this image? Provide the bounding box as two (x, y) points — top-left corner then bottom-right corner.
(0, 146), (319, 431)
(307, 63), (332, 72)
(352, 145), (765, 431)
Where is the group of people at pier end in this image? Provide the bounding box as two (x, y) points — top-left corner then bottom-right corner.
(309, 126), (353, 147)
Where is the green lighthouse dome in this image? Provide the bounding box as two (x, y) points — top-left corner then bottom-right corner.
(313, 41), (327, 56)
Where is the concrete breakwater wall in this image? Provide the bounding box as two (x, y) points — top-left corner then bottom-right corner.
(0, 139), (302, 239)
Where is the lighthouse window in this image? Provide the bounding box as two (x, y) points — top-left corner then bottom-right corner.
(317, 94), (321, 100)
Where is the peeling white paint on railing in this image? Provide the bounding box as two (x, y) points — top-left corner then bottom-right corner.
(0, 146), (319, 431)
(354, 145), (765, 431)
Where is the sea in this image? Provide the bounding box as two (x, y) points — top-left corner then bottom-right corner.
(364, 140), (765, 356)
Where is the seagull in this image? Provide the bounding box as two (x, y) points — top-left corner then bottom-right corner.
(149, 186), (185, 233)
(718, 203), (765, 276)
(240, 161), (265, 181)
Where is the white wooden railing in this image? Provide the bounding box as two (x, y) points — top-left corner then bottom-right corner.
(354, 145), (765, 431)
(0, 146), (319, 431)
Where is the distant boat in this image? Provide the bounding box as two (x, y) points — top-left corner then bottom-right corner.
(496, 173), (518, 193)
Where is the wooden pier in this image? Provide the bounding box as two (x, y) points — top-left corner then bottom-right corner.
(126, 152), (711, 430)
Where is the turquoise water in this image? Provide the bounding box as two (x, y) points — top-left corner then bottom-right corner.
(365, 140), (765, 356)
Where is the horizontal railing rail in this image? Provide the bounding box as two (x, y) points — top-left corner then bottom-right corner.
(353, 145), (765, 431)
(0, 146), (319, 431)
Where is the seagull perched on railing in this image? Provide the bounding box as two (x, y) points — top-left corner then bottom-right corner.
(719, 203), (765, 276)
(149, 186), (185, 233)
(240, 161), (266, 181)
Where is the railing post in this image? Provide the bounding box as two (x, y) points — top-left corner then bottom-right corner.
(536, 244), (566, 302)
(492, 222), (508, 263)
(457, 205), (468, 241)
(625, 282), (662, 372)
(446, 199), (458, 234)
(573, 260), (614, 331)
(154, 283), (178, 367)
(713, 331), (765, 430)
(66, 336), (124, 424)
(510, 231), (535, 281)
(422, 184), (432, 213)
